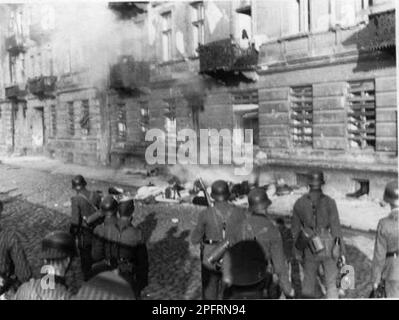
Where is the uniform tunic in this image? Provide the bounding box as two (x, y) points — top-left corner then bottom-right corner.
(92, 217), (149, 296)
(291, 191), (345, 299)
(372, 208), (399, 297)
(0, 228), (31, 286)
(191, 202), (247, 300)
(70, 189), (101, 280)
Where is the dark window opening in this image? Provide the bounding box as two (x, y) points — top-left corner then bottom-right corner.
(290, 86), (313, 147)
(116, 103), (127, 141)
(296, 172), (309, 186)
(139, 101), (150, 138)
(346, 178), (370, 198)
(80, 99), (90, 135)
(51, 104), (56, 137)
(67, 102), (74, 136)
(347, 80), (376, 150)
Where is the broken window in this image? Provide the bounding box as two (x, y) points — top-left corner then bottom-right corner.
(80, 100), (90, 135)
(290, 86), (313, 147)
(67, 102), (75, 136)
(161, 11), (172, 62)
(191, 1), (205, 55)
(139, 101), (150, 138)
(347, 80), (376, 150)
(116, 103), (127, 141)
(51, 104), (56, 137)
(232, 90), (259, 146)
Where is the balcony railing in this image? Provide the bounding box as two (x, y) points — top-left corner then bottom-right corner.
(110, 56), (150, 92)
(27, 76), (57, 97)
(5, 84), (27, 100)
(198, 38), (258, 74)
(5, 34), (27, 55)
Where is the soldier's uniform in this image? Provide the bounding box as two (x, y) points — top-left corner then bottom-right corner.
(230, 188), (293, 298)
(73, 270), (136, 300)
(13, 231), (76, 300)
(222, 240), (267, 299)
(372, 181), (399, 298)
(92, 197), (149, 299)
(292, 171), (345, 299)
(191, 180), (246, 300)
(69, 175), (101, 280)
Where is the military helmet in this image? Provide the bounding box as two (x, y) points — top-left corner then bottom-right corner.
(119, 198), (135, 217)
(308, 170), (325, 188)
(248, 188), (271, 213)
(41, 231), (76, 260)
(100, 195), (119, 216)
(72, 175), (87, 190)
(383, 180), (399, 207)
(222, 240), (267, 287)
(211, 180), (230, 201)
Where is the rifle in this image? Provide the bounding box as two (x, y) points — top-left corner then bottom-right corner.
(196, 178), (214, 207)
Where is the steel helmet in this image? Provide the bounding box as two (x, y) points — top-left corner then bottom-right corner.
(72, 175), (87, 191)
(211, 180), (230, 202)
(100, 195), (119, 216)
(308, 170), (325, 188)
(383, 180), (399, 207)
(41, 231), (76, 260)
(248, 188), (272, 213)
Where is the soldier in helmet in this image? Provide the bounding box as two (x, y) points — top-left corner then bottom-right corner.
(91, 196), (148, 299)
(191, 180), (246, 300)
(371, 180), (399, 298)
(292, 170), (345, 299)
(0, 200), (32, 296)
(69, 174), (101, 281)
(231, 188), (294, 299)
(13, 231), (76, 300)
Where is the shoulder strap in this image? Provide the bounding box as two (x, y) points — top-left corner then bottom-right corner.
(212, 206), (232, 240)
(77, 192), (98, 212)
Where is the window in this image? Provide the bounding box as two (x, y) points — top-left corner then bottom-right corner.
(67, 102), (74, 136)
(80, 100), (90, 135)
(116, 103), (127, 141)
(161, 12), (172, 62)
(51, 104), (56, 136)
(290, 86), (313, 147)
(232, 90), (259, 146)
(347, 80), (376, 150)
(139, 101), (150, 138)
(191, 2), (205, 55)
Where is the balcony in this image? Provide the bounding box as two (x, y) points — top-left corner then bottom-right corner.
(5, 34), (27, 55)
(236, 0), (251, 15)
(57, 71), (91, 91)
(198, 37), (258, 83)
(5, 84), (27, 100)
(109, 56), (150, 94)
(28, 76), (57, 97)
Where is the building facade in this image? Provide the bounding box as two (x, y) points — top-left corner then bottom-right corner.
(0, 1), (397, 197)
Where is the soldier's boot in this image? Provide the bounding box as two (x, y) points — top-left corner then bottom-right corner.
(322, 259), (339, 299)
(301, 259), (318, 298)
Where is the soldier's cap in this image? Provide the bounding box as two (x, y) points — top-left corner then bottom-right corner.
(222, 240), (267, 287)
(383, 180), (399, 206)
(41, 231), (77, 260)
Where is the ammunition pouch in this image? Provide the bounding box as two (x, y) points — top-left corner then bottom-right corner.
(202, 241), (229, 272)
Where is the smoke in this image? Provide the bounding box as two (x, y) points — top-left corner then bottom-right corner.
(45, 1), (146, 87)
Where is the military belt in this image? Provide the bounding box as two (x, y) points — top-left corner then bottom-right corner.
(203, 239), (221, 245)
(386, 250), (399, 258)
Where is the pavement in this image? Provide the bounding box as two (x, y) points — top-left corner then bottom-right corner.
(0, 156), (377, 299)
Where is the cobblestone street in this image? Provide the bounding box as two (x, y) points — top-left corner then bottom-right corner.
(0, 163), (375, 299)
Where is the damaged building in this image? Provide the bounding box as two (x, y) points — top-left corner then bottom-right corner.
(0, 0), (397, 198)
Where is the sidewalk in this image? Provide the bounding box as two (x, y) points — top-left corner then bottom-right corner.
(0, 155), (389, 233)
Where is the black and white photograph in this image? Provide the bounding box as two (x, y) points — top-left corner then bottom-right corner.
(0, 0), (397, 306)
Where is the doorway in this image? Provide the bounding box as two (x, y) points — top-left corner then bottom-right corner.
(32, 106), (45, 153)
